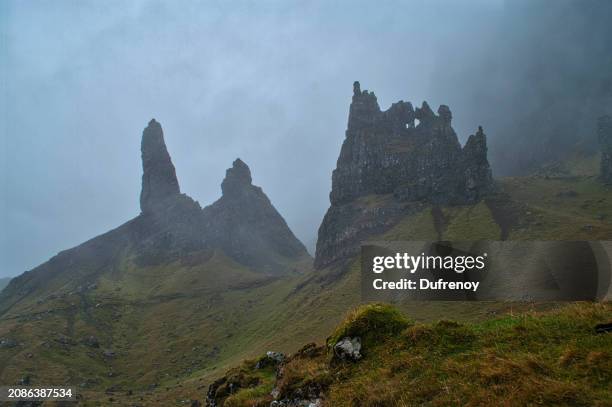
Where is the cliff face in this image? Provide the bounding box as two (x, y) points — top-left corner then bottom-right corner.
(315, 82), (493, 269)
(599, 115), (612, 184)
(330, 82), (491, 205)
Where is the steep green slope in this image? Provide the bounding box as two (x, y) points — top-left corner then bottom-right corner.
(0, 251), (314, 403)
(384, 179), (611, 242)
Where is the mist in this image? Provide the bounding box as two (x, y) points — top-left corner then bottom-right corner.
(1, 0), (609, 278)
(432, 0), (612, 175)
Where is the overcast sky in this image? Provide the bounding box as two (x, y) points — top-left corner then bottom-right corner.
(0, 0), (522, 277)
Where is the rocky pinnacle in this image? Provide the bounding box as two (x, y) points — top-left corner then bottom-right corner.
(140, 119), (181, 213)
(221, 158), (253, 197)
(203, 158), (310, 273)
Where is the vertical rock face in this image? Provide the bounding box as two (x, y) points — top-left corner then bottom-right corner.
(140, 119), (181, 214)
(462, 126), (493, 202)
(330, 82), (416, 204)
(203, 159), (310, 274)
(221, 158), (253, 197)
(315, 82), (493, 269)
(599, 115), (612, 184)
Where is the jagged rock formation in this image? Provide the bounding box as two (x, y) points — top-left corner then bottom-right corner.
(599, 115), (612, 184)
(315, 82), (493, 269)
(1, 120), (309, 315)
(202, 159), (309, 273)
(331, 82), (491, 205)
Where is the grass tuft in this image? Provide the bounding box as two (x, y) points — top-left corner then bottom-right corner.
(327, 303), (412, 351)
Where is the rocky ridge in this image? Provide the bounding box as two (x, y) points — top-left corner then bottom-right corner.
(315, 82), (493, 269)
(1, 120), (309, 314)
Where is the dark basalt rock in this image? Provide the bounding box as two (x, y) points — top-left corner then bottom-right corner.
(220, 158), (252, 197)
(140, 119), (181, 214)
(315, 82), (493, 269)
(599, 115), (612, 184)
(203, 159), (309, 275)
(315, 197), (423, 272)
(463, 126), (494, 202)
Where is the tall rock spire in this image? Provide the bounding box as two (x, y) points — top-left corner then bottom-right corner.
(140, 119), (180, 213)
(462, 126), (493, 200)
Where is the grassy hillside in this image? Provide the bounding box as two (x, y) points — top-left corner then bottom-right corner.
(384, 177), (612, 242)
(0, 251), (311, 400)
(0, 248), (553, 405)
(209, 302), (612, 406)
(0, 155), (610, 404)
(198, 156), (612, 406)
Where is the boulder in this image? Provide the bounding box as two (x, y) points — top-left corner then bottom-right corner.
(333, 337), (362, 361)
(255, 351), (285, 369)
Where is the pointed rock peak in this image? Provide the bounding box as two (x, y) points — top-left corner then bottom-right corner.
(352, 80), (377, 100)
(348, 81), (381, 132)
(415, 101), (435, 123)
(463, 126), (489, 156)
(221, 158), (253, 196)
(146, 118), (161, 131)
(466, 126), (487, 146)
(437, 105), (452, 125)
(140, 119), (180, 213)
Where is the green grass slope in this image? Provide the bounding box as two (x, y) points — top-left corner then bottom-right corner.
(210, 302), (612, 407)
(0, 251), (311, 404)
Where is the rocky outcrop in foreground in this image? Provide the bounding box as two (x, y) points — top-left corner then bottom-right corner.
(315, 82), (493, 269)
(599, 115), (612, 184)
